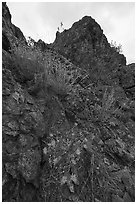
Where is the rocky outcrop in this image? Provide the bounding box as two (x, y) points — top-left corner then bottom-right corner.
(52, 16), (126, 64)
(2, 2), (26, 52)
(2, 60), (45, 201)
(2, 3), (135, 202)
(34, 39), (50, 51)
(52, 16), (127, 86)
(119, 63), (135, 99)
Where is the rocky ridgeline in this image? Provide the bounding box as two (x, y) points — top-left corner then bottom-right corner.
(52, 16), (126, 67)
(2, 2), (26, 52)
(2, 2), (135, 202)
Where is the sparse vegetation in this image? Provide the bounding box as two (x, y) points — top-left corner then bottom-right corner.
(44, 58), (74, 97)
(110, 40), (122, 53)
(3, 2), (134, 202)
(11, 42), (45, 80)
(11, 42), (75, 99)
(4, 37), (134, 202)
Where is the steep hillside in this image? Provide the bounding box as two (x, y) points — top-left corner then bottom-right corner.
(52, 16), (127, 86)
(2, 3), (135, 202)
(52, 16), (126, 66)
(2, 2), (26, 52)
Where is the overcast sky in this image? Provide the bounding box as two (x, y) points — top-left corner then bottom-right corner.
(7, 2), (135, 64)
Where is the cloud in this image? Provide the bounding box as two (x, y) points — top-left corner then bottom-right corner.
(7, 2), (135, 64)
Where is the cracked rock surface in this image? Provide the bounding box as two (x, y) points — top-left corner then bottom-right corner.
(2, 2), (135, 202)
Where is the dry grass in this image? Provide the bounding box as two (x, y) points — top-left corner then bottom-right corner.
(11, 43), (74, 98)
(11, 43), (45, 78)
(44, 58), (73, 97)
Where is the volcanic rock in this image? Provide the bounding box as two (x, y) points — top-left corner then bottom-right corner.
(52, 16), (126, 86)
(2, 2), (26, 52)
(2, 3), (135, 202)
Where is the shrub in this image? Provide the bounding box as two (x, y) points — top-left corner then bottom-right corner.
(43, 58), (74, 99)
(11, 42), (74, 99)
(11, 42), (45, 81)
(110, 40), (122, 54)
